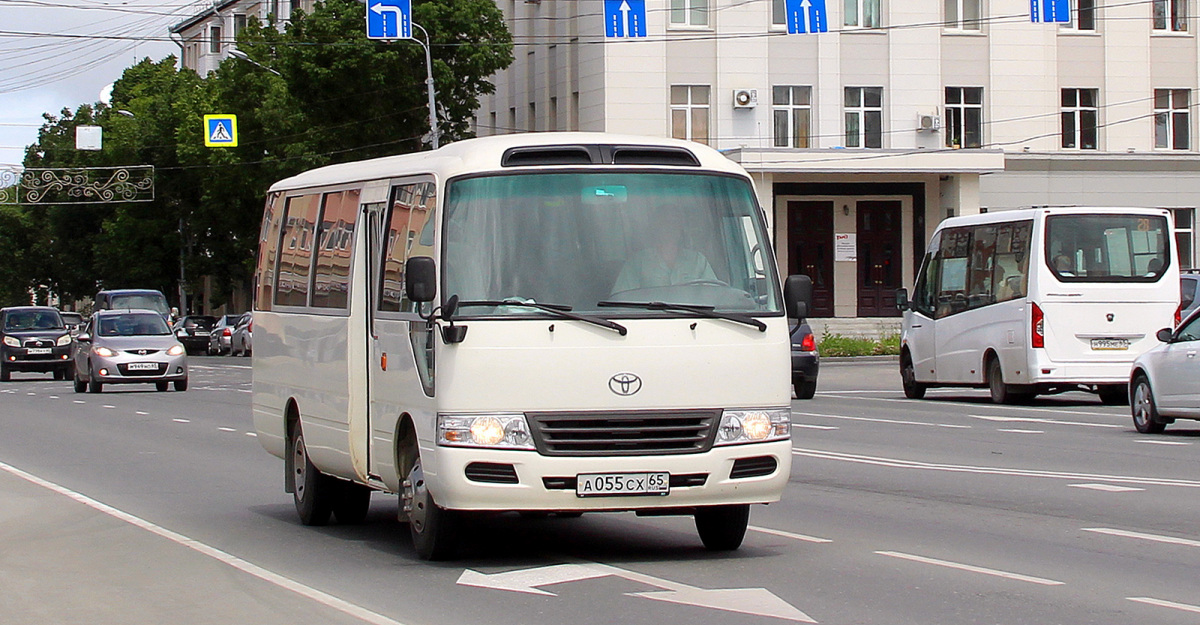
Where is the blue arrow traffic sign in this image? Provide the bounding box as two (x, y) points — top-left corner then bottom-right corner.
(605, 0), (647, 38)
(785, 0), (828, 34)
(1030, 0), (1069, 22)
(367, 0), (411, 39)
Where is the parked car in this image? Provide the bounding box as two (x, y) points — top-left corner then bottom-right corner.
(791, 321), (820, 399)
(1129, 307), (1200, 433)
(207, 314), (242, 356)
(1182, 271), (1199, 321)
(72, 309), (188, 393)
(231, 312), (252, 357)
(0, 306), (73, 381)
(94, 289), (174, 324)
(173, 315), (217, 355)
(59, 311), (84, 336)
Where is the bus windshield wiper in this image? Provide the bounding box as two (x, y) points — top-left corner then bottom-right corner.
(596, 300), (766, 332)
(456, 299), (628, 336)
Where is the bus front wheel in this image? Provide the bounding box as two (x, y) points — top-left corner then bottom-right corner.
(694, 504), (750, 551)
(901, 354), (926, 399)
(402, 456), (459, 560)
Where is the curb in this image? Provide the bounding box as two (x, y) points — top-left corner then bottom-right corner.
(821, 355), (899, 364)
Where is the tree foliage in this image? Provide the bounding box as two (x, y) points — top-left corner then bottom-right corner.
(10, 0), (512, 311)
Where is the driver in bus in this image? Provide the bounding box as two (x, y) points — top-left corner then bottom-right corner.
(611, 203), (718, 294)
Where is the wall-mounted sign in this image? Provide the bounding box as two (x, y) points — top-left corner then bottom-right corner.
(835, 233), (856, 262)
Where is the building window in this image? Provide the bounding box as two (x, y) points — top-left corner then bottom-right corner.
(529, 103), (536, 131)
(1061, 88), (1098, 149)
(945, 87), (983, 148)
(772, 0), (786, 25)
(234, 14), (247, 36)
(671, 85), (710, 144)
(209, 26), (222, 54)
(773, 86), (812, 148)
(1154, 0), (1187, 31)
(1174, 209), (1195, 269)
(1063, 0), (1095, 30)
(844, 87), (882, 148)
(1155, 89), (1190, 150)
(845, 0), (880, 27)
(670, 0), (708, 26)
(549, 96), (558, 132)
(945, 0), (981, 30)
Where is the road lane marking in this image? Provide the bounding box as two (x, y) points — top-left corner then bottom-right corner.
(246, 432), (257, 437)
(970, 415), (1123, 429)
(1083, 528), (1200, 548)
(998, 428), (1044, 434)
(791, 423), (839, 430)
(1128, 597), (1200, 614)
(792, 412), (971, 429)
(172, 418), (190, 423)
(875, 551), (1064, 586)
(73, 400), (84, 404)
(103, 405), (115, 409)
(749, 525), (833, 543)
(794, 448), (1200, 489)
(218, 427), (237, 432)
(1069, 483), (1143, 492)
(820, 392), (1118, 417)
(0, 460), (412, 625)
(1135, 439), (1191, 446)
(136, 411), (148, 415)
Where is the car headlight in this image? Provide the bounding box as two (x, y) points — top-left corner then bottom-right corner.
(3, 336), (19, 347)
(437, 413), (535, 449)
(93, 346), (117, 358)
(167, 344), (185, 356)
(715, 409), (791, 445)
(56, 334), (72, 346)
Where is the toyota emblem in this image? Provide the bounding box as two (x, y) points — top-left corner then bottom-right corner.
(609, 373), (642, 396)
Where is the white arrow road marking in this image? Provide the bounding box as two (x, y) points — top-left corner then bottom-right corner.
(1083, 527), (1200, 548)
(876, 551), (1064, 586)
(458, 562), (815, 622)
(1128, 597), (1200, 614)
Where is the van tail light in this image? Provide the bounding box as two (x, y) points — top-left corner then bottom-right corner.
(1031, 302), (1044, 348)
(1175, 304), (1183, 327)
(800, 333), (816, 352)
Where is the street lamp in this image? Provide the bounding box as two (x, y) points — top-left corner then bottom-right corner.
(411, 23), (439, 149)
(228, 48), (282, 77)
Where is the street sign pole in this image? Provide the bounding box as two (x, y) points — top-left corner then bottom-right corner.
(366, 0), (438, 149)
(413, 23), (439, 150)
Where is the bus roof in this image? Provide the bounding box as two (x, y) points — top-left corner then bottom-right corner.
(935, 206), (1173, 231)
(267, 132), (751, 193)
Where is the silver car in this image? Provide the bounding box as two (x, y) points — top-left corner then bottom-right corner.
(73, 309), (188, 393)
(1129, 307), (1200, 433)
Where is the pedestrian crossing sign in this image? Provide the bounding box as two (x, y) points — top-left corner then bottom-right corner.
(204, 114), (238, 147)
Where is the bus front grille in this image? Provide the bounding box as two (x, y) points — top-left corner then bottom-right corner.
(526, 410), (720, 456)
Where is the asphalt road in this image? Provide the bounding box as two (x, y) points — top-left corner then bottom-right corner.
(1, 357), (1197, 625)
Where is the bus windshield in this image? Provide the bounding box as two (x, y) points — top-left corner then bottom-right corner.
(443, 172), (779, 317)
(1045, 214), (1171, 282)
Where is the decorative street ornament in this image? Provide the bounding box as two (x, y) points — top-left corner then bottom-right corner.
(0, 165), (154, 205)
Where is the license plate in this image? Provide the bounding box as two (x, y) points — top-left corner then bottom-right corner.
(127, 362), (158, 371)
(195, 331), (210, 336)
(576, 472), (669, 497)
(26, 347), (51, 355)
(1091, 338), (1130, 351)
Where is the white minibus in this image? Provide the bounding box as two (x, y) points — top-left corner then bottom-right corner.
(251, 133), (811, 559)
(897, 207), (1179, 404)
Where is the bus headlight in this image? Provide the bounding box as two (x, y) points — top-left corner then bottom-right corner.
(715, 409), (791, 445)
(438, 413), (535, 450)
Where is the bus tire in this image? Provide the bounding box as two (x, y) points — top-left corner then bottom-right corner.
(987, 357), (1016, 404)
(332, 482), (372, 524)
(1131, 375), (1166, 434)
(900, 354), (926, 399)
(290, 423), (335, 526)
(694, 504), (750, 551)
(403, 456), (459, 560)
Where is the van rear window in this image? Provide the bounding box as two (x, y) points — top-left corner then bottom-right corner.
(1046, 214), (1170, 282)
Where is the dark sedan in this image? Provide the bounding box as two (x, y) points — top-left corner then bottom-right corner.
(791, 321), (819, 399)
(1, 306), (73, 381)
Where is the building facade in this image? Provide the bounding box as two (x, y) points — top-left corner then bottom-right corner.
(170, 0), (313, 76)
(476, 0), (1200, 318)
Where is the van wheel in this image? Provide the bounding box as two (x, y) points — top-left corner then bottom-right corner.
(402, 456), (459, 560)
(987, 358), (1018, 404)
(1131, 376), (1166, 434)
(694, 504), (750, 551)
(900, 355), (926, 399)
(332, 482), (372, 524)
(290, 423), (335, 526)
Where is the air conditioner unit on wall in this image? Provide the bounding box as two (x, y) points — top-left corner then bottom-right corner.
(918, 114), (942, 132)
(733, 89), (758, 109)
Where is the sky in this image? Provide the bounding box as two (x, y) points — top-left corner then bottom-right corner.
(0, 0), (200, 169)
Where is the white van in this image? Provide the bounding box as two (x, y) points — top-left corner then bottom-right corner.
(897, 207), (1179, 404)
(250, 133), (811, 559)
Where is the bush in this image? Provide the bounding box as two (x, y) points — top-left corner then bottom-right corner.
(818, 332), (901, 357)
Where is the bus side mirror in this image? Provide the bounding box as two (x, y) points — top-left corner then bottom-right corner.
(405, 256), (437, 303)
(784, 274), (813, 320)
(895, 288), (909, 311)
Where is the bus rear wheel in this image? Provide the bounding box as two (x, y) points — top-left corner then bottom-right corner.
(402, 456), (459, 560)
(694, 504), (750, 551)
(290, 423), (335, 526)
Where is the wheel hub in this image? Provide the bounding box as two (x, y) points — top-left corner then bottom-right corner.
(402, 460), (428, 533)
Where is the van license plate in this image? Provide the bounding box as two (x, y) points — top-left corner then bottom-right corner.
(128, 362), (158, 370)
(1091, 338), (1130, 350)
(576, 472), (669, 497)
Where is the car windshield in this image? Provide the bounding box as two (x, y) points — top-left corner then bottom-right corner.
(97, 313), (171, 337)
(4, 310), (65, 331)
(441, 172), (780, 318)
(1045, 214), (1170, 282)
(110, 293), (171, 316)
